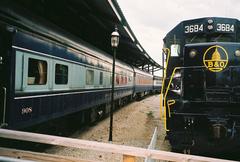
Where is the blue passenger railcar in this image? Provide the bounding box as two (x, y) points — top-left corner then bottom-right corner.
(0, 2), (158, 129)
(0, 19), (135, 129)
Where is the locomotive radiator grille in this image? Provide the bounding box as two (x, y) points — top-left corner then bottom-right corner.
(205, 91), (230, 102)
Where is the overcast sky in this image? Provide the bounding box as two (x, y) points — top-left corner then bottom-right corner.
(117, 0), (240, 75)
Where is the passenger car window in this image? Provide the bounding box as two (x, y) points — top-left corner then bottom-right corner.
(128, 76), (132, 82)
(99, 72), (103, 85)
(55, 64), (68, 84)
(28, 58), (47, 85)
(86, 69), (94, 85)
(116, 74), (120, 85)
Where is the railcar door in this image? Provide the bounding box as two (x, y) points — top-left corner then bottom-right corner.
(0, 50), (6, 127)
(0, 26), (12, 127)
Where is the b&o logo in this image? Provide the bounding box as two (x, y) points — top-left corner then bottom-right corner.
(203, 45), (228, 72)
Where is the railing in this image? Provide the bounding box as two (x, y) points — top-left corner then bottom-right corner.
(145, 127), (158, 162)
(0, 129), (236, 162)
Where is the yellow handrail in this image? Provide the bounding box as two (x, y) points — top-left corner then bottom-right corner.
(163, 67), (180, 131)
(160, 48), (170, 120)
(167, 99), (176, 118)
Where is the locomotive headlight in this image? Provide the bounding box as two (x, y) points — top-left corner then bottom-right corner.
(235, 50), (240, 57)
(189, 49), (197, 58)
(207, 25), (213, 30)
(207, 19), (214, 24)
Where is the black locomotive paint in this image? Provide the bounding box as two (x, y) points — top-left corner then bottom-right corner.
(163, 17), (240, 156)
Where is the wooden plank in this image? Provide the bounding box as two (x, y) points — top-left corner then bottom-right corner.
(0, 129), (236, 162)
(123, 155), (136, 162)
(0, 156), (34, 162)
(0, 147), (93, 162)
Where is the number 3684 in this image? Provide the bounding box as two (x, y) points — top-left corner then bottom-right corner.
(185, 24), (203, 33)
(216, 24), (234, 32)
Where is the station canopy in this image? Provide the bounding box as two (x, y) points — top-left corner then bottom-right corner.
(0, 0), (162, 73)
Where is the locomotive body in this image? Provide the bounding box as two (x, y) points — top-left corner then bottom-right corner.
(163, 17), (240, 153)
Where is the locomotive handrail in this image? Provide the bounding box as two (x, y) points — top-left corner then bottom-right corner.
(160, 48), (170, 121)
(163, 67), (180, 131)
(163, 65), (206, 130)
(167, 99), (176, 118)
(160, 49), (207, 131)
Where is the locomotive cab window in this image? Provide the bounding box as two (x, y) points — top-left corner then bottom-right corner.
(55, 64), (68, 84)
(170, 44), (180, 56)
(28, 58), (47, 85)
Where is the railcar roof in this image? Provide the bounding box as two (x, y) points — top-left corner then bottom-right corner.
(0, 0), (161, 73)
(133, 67), (154, 77)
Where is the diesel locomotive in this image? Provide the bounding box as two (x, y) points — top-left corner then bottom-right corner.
(0, 5), (161, 130)
(162, 17), (240, 154)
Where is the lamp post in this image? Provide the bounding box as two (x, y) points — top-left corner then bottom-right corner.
(109, 27), (119, 142)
